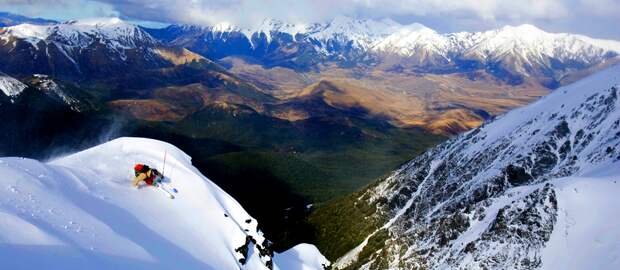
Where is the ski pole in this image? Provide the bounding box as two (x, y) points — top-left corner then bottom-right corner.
(162, 150), (167, 177)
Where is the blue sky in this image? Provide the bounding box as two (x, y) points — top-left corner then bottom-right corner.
(1, 0), (619, 39)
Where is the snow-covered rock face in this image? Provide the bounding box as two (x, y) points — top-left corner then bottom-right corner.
(0, 137), (329, 269)
(29, 74), (85, 112)
(0, 72), (26, 97)
(337, 64), (620, 269)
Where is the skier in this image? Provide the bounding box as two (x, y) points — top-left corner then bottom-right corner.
(132, 163), (163, 188)
(132, 163), (178, 199)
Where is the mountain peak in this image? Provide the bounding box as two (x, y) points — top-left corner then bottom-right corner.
(2, 23), (51, 42)
(504, 23), (543, 32)
(67, 17), (126, 27)
(400, 22), (434, 33)
(496, 23), (548, 38)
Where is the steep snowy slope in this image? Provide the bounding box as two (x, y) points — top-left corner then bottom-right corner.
(335, 64), (620, 269)
(0, 137), (328, 270)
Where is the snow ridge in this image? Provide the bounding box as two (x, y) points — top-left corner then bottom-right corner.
(0, 137), (329, 269)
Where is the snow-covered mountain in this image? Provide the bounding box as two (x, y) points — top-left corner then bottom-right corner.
(1, 17), (157, 51)
(0, 137), (329, 269)
(0, 18), (176, 79)
(333, 64), (620, 269)
(150, 17), (620, 86)
(2, 15), (617, 86)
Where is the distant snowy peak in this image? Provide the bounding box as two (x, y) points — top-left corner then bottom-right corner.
(374, 23), (620, 62)
(184, 17), (620, 56)
(66, 17), (125, 27)
(0, 72), (26, 97)
(166, 17), (620, 74)
(461, 24), (620, 62)
(207, 19), (315, 44)
(309, 16), (403, 48)
(373, 24), (449, 57)
(195, 16), (416, 49)
(0, 17), (158, 50)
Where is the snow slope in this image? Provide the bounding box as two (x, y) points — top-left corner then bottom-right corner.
(0, 137), (328, 269)
(542, 170), (620, 269)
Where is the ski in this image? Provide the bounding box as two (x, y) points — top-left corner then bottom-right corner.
(161, 182), (178, 193)
(156, 184), (175, 199)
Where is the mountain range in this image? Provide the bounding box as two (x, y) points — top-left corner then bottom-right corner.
(2, 16), (619, 134)
(146, 16), (620, 132)
(149, 16), (620, 87)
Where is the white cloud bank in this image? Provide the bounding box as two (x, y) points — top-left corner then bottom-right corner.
(87, 0), (573, 26)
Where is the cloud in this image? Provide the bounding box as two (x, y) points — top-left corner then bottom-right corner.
(578, 0), (620, 15)
(87, 0), (357, 26)
(84, 0), (574, 27)
(357, 0), (569, 20)
(0, 0), (118, 20)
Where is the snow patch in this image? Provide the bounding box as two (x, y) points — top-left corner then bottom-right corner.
(274, 244), (330, 270)
(0, 72), (27, 97)
(543, 172), (620, 269)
